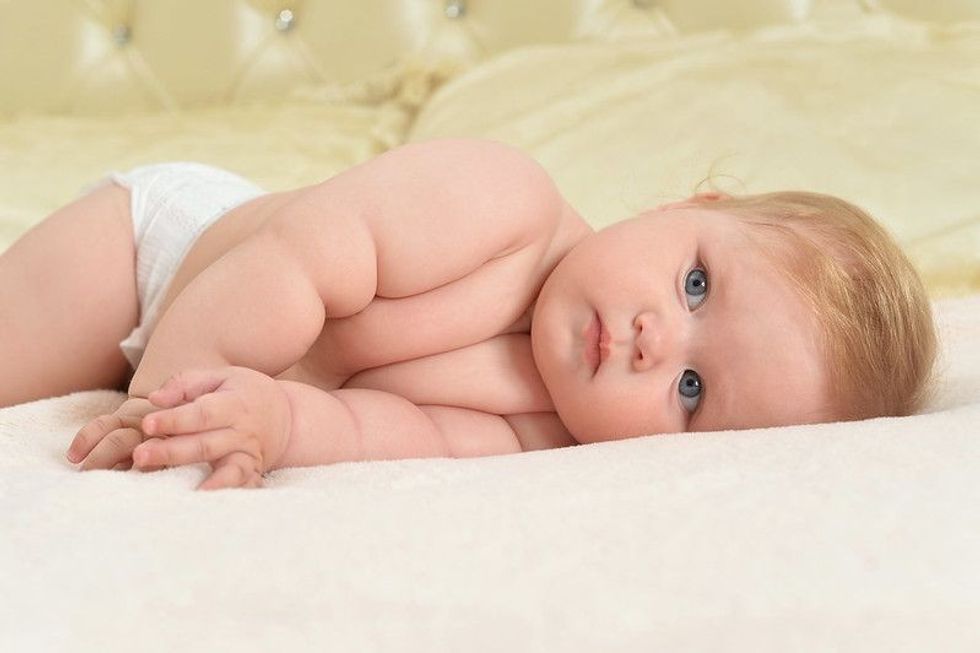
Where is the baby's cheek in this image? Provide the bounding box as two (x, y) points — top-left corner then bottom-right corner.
(560, 388), (674, 442)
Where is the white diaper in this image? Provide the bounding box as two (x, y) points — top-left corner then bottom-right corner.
(87, 162), (266, 370)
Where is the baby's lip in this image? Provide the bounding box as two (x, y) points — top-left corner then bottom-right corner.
(598, 317), (612, 365)
(583, 311), (601, 376)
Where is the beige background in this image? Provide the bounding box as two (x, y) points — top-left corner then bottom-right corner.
(1, 0), (978, 297)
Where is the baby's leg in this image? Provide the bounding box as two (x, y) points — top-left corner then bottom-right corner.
(0, 183), (139, 408)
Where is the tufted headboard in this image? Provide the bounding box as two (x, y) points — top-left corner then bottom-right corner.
(2, 0), (980, 117)
(1, 0), (978, 296)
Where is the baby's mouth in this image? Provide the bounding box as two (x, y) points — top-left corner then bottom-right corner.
(598, 317), (611, 365)
(583, 311), (602, 376)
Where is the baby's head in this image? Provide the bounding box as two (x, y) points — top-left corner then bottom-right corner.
(530, 190), (937, 443)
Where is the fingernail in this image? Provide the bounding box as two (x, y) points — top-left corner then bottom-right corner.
(66, 451), (76, 463)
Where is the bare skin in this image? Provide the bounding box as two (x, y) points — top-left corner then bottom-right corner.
(134, 147), (592, 450)
(2, 138), (830, 480)
(149, 167), (588, 417)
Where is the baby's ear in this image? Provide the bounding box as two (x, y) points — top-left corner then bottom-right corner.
(690, 191), (729, 202)
(655, 192), (729, 211)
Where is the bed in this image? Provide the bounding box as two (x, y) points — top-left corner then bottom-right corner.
(2, 1), (979, 650)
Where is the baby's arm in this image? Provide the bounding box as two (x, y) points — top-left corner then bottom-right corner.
(127, 193), (377, 399)
(77, 138), (562, 472)
(129, 139), (559, 400)
(272, 381), (524, 469)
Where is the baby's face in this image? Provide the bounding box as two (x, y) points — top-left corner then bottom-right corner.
(531, 204), (832, 443)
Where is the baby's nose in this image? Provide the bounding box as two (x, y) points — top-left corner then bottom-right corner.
(632, 310), (682, 371)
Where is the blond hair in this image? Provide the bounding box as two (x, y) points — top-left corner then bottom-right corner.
(688, 191), (938, 422)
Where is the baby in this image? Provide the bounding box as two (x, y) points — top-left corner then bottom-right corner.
(0, 138), (937, 489)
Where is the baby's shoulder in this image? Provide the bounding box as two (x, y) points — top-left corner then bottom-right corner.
(273, 139), (571, 301)
(353, 137), (566, 246)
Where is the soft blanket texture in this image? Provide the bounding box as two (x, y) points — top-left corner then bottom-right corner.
(2, 294), (978, 651)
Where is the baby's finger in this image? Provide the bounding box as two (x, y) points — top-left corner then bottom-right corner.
(133, 428), (259, 470)
(113, 460), (168, 472)
(67, 413), (125, 463)
(197, 452), (260, 491)
(142, 391), (240, 437)
(149, 369), (226, 407)
(79, 428), (146, 471)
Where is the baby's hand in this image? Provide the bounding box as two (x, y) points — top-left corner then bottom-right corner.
(67, 396), (168, 472)
(132, 366), (292, 491)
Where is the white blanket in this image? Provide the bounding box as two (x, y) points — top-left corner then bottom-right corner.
(1, 293), (978, 652)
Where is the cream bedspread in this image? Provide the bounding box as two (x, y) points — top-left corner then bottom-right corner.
(409, 14), (980, 296)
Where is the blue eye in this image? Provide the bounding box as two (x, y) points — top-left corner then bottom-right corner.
(678, 369), (702, 412)
(684, 267), (708, 310)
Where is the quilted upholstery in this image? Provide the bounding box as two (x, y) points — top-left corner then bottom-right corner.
(1, 1), (978, 295)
